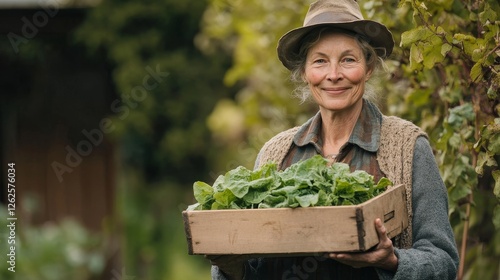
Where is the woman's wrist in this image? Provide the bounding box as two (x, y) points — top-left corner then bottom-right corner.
(381, 252), (398, 271)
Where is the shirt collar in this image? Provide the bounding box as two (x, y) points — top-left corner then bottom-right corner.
(293, 99), (382, 152)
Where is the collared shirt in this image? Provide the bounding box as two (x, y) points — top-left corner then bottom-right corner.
(281, 99), (386, 183)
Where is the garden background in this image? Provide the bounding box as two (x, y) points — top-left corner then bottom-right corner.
(0, 0), (498, 279)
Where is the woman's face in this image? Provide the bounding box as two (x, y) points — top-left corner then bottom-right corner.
(304, 32), (372, 113)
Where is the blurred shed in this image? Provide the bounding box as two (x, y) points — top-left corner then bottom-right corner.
(0, 0), (116, 232)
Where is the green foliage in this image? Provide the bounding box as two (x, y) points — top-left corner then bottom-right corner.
(76, 0), (235, 185)
(75, 0), (236, 279)
(197, 0), (315, 169)
(189, 155), (391, 210)
(397, 1), (500, 278)
(0, 207), (105, 280)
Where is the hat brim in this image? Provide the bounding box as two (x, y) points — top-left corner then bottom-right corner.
(277, 20), (394, 70)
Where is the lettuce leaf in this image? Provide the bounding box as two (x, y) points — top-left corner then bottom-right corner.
(188, 155), (393, 210)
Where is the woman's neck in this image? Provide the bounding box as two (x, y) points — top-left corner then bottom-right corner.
(319, 101), (363, 155)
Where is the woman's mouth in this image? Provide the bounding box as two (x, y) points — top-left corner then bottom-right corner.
(322, 87), (350, 94)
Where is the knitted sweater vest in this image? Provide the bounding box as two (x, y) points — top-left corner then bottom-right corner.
(256, 115), (427, 249)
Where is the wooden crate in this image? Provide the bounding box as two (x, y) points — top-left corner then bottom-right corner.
(183, 184), (408, 255)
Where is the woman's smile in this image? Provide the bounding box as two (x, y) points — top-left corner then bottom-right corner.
(322, 86), (351, 95)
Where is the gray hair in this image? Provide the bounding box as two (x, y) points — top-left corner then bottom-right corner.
(288, 27), (388, 104)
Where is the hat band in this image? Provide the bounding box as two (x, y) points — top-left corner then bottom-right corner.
(305, 12), (361, 26)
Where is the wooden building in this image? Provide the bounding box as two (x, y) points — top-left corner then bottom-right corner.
(0, 0), (116, 242)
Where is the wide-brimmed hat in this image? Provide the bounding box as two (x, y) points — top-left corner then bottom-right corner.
(277, 0), (394, 70)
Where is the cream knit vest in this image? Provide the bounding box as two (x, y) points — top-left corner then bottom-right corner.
(256, 115), (427, 249)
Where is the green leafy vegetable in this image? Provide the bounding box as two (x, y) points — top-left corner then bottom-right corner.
(187, 155), (393, 210)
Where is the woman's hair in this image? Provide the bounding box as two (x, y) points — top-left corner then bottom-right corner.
(288, 27), (388, 104)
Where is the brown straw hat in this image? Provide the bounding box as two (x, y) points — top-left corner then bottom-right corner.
(277, 0), (394, 70)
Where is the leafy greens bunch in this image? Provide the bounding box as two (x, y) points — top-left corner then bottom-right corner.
(188, 155), (392, 210)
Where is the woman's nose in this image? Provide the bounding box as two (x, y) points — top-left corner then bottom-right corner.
(327, 64), (342, 82)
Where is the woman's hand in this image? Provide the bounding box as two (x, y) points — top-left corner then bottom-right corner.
(205, 254), (250, 280)
(326, 218), (398, 271)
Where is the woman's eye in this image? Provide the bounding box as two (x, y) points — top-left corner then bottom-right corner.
(342, 57), (357, 63)
(314, 59), (326, 64)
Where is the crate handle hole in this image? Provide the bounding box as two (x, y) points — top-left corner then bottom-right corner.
(384, 210), (395, 223)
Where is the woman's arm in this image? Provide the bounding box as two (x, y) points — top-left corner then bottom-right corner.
(376, 136), (459, 280)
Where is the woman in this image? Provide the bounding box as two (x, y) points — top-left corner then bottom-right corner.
(211, 0), (459, 279)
